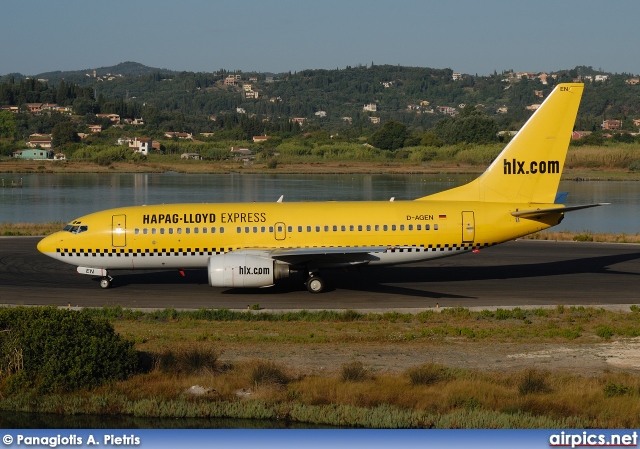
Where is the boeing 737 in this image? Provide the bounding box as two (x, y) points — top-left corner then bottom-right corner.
(37, 83), (604, 293)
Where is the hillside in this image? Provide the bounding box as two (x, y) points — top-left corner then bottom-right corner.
(1, 63), (639, 137)
(1, 62), (177, 85)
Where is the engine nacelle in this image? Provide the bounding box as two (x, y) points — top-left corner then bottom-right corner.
(207, 252), (290, 288)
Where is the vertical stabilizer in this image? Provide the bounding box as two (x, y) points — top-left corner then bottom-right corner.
(419, 83), (583, 204)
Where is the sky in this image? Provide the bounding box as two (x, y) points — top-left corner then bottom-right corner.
(1, 0), (639, 77)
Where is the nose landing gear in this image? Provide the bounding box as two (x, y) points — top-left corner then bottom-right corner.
(99, 275), (113, 289)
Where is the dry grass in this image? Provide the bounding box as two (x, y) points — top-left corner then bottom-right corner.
(111, 305), (640, 351)
(523, 231), (640, 244)
(4, 147), (640, 179)
(50, 360), (638, 427)
(71, 306), (640, 427)
(4, 305), (640, 427)
(0, 221), (64, 236)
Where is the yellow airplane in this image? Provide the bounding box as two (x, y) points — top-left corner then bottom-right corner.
(38, 83), (604, 293)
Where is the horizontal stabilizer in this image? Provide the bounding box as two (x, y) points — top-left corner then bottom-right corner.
(554, 192), (568, 204)
(511, 203), (608, 219)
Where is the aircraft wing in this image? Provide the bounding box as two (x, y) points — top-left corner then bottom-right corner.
(511, 203), (608, 219)
(268, 246), (389, 266)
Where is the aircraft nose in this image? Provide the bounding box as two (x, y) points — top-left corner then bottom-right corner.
(37, 233), (58, 254)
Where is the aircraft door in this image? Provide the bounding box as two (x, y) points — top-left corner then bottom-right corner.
(274, 222), (286, 241)
(112, 214), (127, 247)
(462, 211), (475, 243)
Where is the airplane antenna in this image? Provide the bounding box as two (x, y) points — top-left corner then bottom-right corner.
(277, 195), (284, 203)
(390, 197), (395, 202)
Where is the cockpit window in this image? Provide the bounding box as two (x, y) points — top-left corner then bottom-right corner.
(63, 224), (88, 234)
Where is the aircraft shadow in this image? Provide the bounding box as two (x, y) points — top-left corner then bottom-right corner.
(100, 250), (640, 298)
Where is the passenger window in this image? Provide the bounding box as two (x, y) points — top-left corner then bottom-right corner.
(341, 225), (346, 231)
(434, 224), (439, 230)
(316, 226), (320, 232)
(237, 227), (242, 233)
(254, 227), (259, 233)
(425, 224), (430, 230)
(408, 225), (413, 231)
(383, 225), (388, 231)
(375, 225), (379, 231)
(261, 226), (265, 232)
(160, 228), (165, 234)
(245, 227), (250, 233)
(277, 225), (283, 232)
(169, 228), (174, 234)
(417, 225), (421, 231)
(220, 227), (225, 233)
(400, 225), (405, 231)
(177, 228), (182, 234)
(211, 227), (216, 233)
(288, 226), (292, 232)
(324, 225), (329, 232)
(143, 228), (148, 235)
(392, 225), (397, 231)
(135, 228), (140, 235)
(298, 226), (303, 232)
(152, 228), (157, 234)
(307, 226), (311, 232)
(349, 225), (354, 231)
(333, 225), (337, 231)
(269, 226), (273, 232)
(202, 228), (206, 234)
(194, 228), (199, 234)
(186, 228), (191, 234)
(358, 225), (362, 231)
(366, 225), (371, 231)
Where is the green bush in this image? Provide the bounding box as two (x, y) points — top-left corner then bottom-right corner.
(518, 369), (550, 395)
(93, 147), (130, 166)
(0, 307), (139, 393)
(406, 363), (451, 385)
(603, 381), (633, 397)
(595, 325), (614, 339)
(156, 346), (218, 375)
(340, 361), (369, 382)
(573, 233), (594, 242)
(249, 361), (289, 387)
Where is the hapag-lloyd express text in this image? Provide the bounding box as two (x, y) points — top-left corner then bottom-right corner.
(142, 212), (267, 225)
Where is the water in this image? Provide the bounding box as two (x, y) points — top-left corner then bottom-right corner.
(0, 173), (638, 233)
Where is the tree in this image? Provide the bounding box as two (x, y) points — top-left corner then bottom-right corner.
(0, 111), (16, 139)
(420, 132), (444, 147)
(370, 120), (407, 150)
(433, 109), (499, 145)
(51, 121), (80, 147)
(0, 307), (139, 393)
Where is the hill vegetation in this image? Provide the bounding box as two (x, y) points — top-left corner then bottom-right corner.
(1, 63), (640, 167)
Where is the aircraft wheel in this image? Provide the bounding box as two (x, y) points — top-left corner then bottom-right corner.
(99, 277), (112, 289)
(306, 276), (324, 294)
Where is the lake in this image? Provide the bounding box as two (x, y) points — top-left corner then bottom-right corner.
(0, 173), (638, 234)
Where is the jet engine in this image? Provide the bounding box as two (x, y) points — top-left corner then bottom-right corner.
(207, 252), (290, 288)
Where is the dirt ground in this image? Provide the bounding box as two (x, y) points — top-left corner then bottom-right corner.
(219, 338), (640, 376)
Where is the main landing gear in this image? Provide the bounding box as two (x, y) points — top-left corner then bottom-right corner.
(305, 273), (325, 293)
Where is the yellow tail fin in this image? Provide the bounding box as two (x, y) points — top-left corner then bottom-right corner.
(418, 83), (584, 204)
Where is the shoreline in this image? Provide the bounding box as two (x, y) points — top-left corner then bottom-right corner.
(1, 159), (640, 180)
